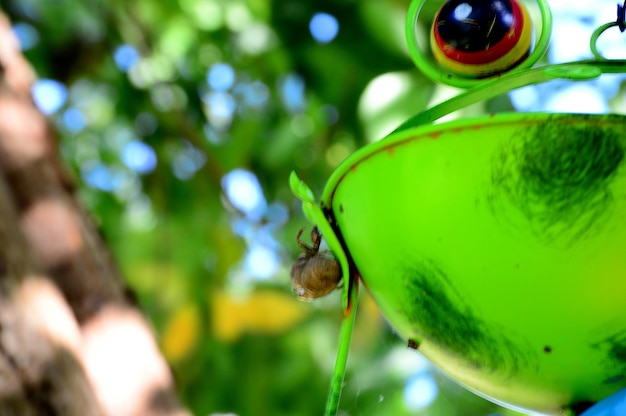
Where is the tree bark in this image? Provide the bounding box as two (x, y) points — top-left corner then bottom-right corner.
(0, 10), (189, 416)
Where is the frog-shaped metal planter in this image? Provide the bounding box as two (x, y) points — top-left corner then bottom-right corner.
(290, 1), (626, 415)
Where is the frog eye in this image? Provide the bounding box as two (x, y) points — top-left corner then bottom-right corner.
(405, 0), (551, 88)
(430, 0), (533, 78)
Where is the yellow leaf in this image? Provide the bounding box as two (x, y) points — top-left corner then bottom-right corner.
(211, 290), (309, 342)
(161, 303), (201, 362)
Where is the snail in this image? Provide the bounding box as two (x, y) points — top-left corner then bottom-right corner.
(290, 226), (342, 301)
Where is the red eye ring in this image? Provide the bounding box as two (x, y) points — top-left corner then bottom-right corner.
(430, 0), (534, 78)
(405, 0), (552, 88)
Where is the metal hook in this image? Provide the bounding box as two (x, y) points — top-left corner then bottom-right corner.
(590, 2), (626, 60)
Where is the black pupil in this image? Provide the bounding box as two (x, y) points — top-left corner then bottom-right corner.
(436, 0), (514, 51)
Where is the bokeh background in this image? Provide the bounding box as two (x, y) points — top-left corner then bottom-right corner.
(2, 0), (625, 414)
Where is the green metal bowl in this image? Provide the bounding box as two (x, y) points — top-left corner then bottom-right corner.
(321, 112), (626, 414)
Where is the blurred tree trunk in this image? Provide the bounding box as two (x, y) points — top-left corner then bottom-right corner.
(0, 11), (189, 416)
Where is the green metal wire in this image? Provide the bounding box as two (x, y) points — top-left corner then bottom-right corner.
(590, 22), (620, 59)
(289, 171), (358, 416)
(391, 59), (626, 134)
(324, 288), (359, 416)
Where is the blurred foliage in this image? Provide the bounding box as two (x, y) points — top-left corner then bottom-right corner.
(5, 0), (621, 415)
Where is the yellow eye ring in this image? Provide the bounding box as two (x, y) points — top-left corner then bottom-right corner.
(405, 0), (553, 88)
(430, 0), (533, 78)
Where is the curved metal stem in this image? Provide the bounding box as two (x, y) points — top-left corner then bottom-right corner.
(590, 22), (620, 59)
(324, 283), (359, 416)
(391, 60), (626, 134)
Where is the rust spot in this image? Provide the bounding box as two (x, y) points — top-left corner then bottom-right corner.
(407, 339), (420, 350)
(428, 132), (441, 139)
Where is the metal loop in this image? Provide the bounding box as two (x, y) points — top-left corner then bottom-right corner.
(590, 1), (626, 60)
(405, 0), (553, 88)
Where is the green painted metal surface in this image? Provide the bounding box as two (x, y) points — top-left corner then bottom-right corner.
(321, 113), (626, 414)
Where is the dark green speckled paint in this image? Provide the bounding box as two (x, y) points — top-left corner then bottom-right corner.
(491, 116), (625, 244)
(399, 259), (534, 375)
